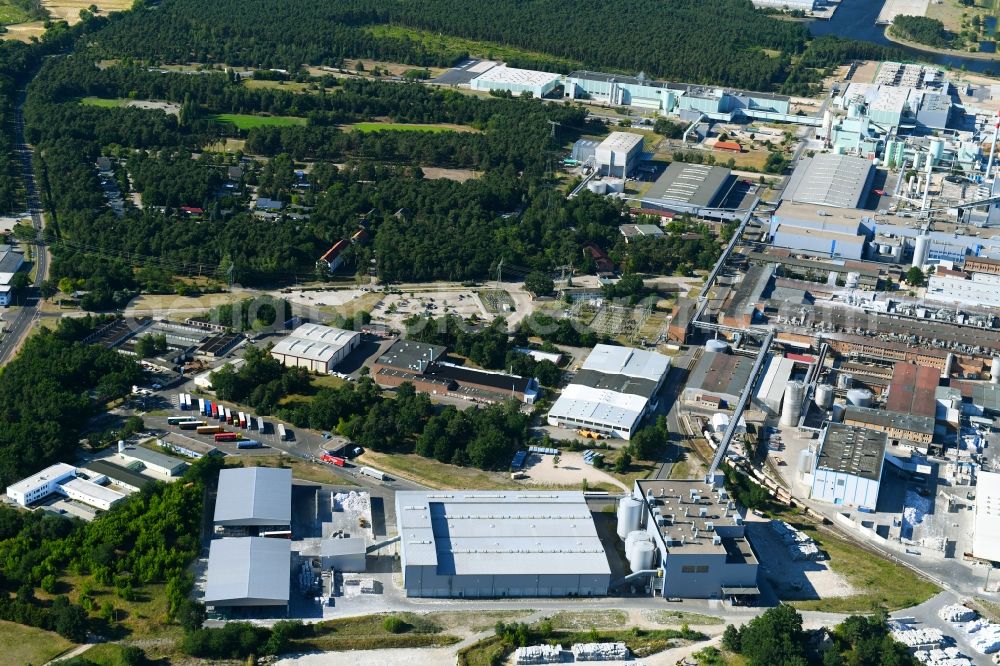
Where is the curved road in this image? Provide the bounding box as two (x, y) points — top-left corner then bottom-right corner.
(0, 88), (48, 365)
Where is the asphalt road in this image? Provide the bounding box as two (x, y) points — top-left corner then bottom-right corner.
(0, 88), (47, 366)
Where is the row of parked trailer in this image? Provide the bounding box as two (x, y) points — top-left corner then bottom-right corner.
(168, 396), (292, 447)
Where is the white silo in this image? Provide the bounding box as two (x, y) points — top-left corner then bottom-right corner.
(705, 339), (729, 353)
(929, 138), (944, 165)
(117, 440), (126, 453)
(605, 178), (626, 193)
(625, 530), (652, 561)
(629, 540), (656, 572)
(616, 497), (643, 540)
(846, 388), (872, 407)
(912, 235), (931, 268)
(815, 384), (835, 410)
(780, 381), (805, 426)
(992, 358), (1000, 385)
(587, 180), (607, 195)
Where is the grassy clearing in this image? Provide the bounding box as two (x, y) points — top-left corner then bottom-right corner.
(547, 610), (628, 630)
(788, 523), (939, 612)
(277, 373), (346, 407)
(293, 613), (461, 651)
(641, 609), (725, 626)
(75, 643), (137, 665)
(0, 2), (33, 24)
(244, 79), (313, 93)
(0, 620), (76, 664)
(43, 0), (132, 24)
(55, 575), (183, 640)
(424, 610), (536, 633)
(208, 113), (306, 130)
(204, 138), (247, 153)
(81, 96), (127, 108)
(240, 454), (358, 486)
(364, 24), (581, 71)
(344, 121), (476, 133)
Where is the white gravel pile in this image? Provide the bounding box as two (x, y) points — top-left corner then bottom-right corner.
(333, 491), (370, 513)
(572, 642), (630, 661)
(513, 644), (563, 664)
(914, 647), (974, 666)
(890, 627), (944, 649)
(938, 604), (977, 623)
(964, 619), (1000, 654)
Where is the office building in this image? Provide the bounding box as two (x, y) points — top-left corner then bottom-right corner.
(547, 344), (670, 439)
(270, 323), (360, 374)
(204, 537), (291, 614)
(6, 463), (78, 507)
(59, 477), (126, 511)
(0, 244), (25, 306)
(395, 491), (610, 598)
(810, 424), (887, 510)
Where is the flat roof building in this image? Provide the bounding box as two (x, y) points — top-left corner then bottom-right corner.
(642, 163), (734, 215)
(810, 424), (887, 510)
(783, 154), (875, 209)
(214, 467), (292, 532)
(470, 65), (560, 98)
(270, 323), (360, 374)
(547, 344), (670, 439)
(885, 363), (939, 419)
(843, 405), (934, 446)
(754, 356), (795, 417)
(973, 470), (1000, 563)
(683, 350), (754, 408)
(119, 445), (187, 477)
(204, 537), (291, 614)
(631, 478), (759, 600)
(595, 132), (645, 178)
(395, 490), (610, 598)
(6, 463), (78, 507)
(60, 477), (126, 511)
(85, 460), (153, 493)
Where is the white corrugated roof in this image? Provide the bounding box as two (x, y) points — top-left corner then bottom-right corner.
(214, 467), (291, 526)
(204, 537), (290, 605)
(974, 470), (1000, 562)
(581, 344), (670, 381)
(547, 384), (647, 430)
(271, 324), (359, 364)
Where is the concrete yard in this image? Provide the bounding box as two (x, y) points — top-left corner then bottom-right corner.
(519, 450), (629, 492)
(745, 519), (858, 600)
(877, 0), (931, 24)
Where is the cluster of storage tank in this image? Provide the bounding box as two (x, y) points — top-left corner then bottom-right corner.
(586, 178), (625, 195)
(616, 497), (655, 572)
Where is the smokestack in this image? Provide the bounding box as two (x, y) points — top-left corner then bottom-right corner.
(988, 111), (1000, 179)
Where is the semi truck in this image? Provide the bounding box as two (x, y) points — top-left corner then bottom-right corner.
(358, 466), (386, 481)
(277, 424), (289, 441)
(237, 440), (262, 449)
(321, 453), (346, 467)
(167, 416), (194, 426)
(215, 432), (239, 442)
(225, 408), (233, 425)
(179, 420), (207, 430)
(197, 425), (224, 435)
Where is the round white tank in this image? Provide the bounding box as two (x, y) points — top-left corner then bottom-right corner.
(605, 178), (626, 193)
(930, 138), (945, 163)
(846, 388), (872, 407)
(913, 235), (931, 268)
(117, 439), (126, 453)
(617, 498), (643, 540)
(587, 180), (607, 195)
(629, 540), (656, 572)
(837, 373), (853, 389)
(625, 529), (651, 560)
(781, 381), (805, 427)
(832, 403), (846, 422)
(815, 384), (834, 410)
(705, 339), (729, 353)
(992, 358), (1000, 385)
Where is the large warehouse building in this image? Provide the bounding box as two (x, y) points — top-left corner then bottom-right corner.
(395, 491), (611, 598)
(973, 470), (1000, 563)
(768, 202), (874, 261)
(627, 478), (760, 600)
(270, 323), (360, 373)
(204, 537), (291, 616)
(470, 65), (560, 98)
(214, 467), (292, 536)
(682, 349), (754, 409)
(547, 344), (670, 439)
(810, 424), (887, 510)
(595, 132), (645, 178)
(641, 163), (734, 216)
(783, 153), (875, 209)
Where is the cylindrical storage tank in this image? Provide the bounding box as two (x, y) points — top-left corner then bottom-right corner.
(930, 138), (944, 164)
(780, 381), (805, 427)
(705, 339), (729, 353)
(991, 358), (1000, 384)
(846, 388), (872, 407)
(606, 179), (625, 193)
(913, 235), (931, 268)
(117, 440), (126, 453)
(799, 450), (814, 476)
(587, 180), (607, 195)
(616, 497), (643, 540)
(832, 403), (846, 422)
(837, 373), (853, 389)
(625, 530), (651, 560)
(815, 384), (834, 410)
(629, 540), (656, 573)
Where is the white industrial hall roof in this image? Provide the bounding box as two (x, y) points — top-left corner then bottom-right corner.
(471, 65), (560, 88)
(204, 537), (290, 606)
(271, 323), (359, 364)
(597, 132), (644, 153)
(784, 153), (873, 209)
(581, 344), (670, 381)
(547, 383), (648, 431)
(213, 467), (292, 526)
(974, 470), (1000, 563)
(397, 491), (610, 576)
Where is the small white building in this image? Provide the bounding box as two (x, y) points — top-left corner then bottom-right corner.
(0, 244), (25, 307)
(6, 463), (78, 507)
(810, 424), (886, 510)
(270, 323), (360, 373)
(119, 445), (188, 477)
(595, 132), (645, 178)
(193, 357), (246, 390)
(469, 65), (560, 98)
(59, 477), (126, 511)
(973, 470), (1000, 563)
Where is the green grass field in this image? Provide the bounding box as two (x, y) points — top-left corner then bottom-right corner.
(208, 113), (306, 129)
(365, 24), (581, 71)
(0, 620), (76, 664)
(81, 96), (127, 108)
(345, 121), (470, 133)
(0, 2), (33, 24)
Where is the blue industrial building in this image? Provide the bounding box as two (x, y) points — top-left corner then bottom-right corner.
(810, 424), (886, 510)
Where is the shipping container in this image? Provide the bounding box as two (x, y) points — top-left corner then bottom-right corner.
(215, 432), (239, 442)
(198, 398), (206, 415)
(177, 394), (187, 410)
(237, 440), (262, 449)
(184, 394), (192, 409)
(225, 408), (233, 424)
(238, 412), (247, 428)
(359, 466), (386, 481)
(196, 425), (224, 435)
(179, 420), (207, 430)
(278, 423), (288, 441)
(258, 420), (270, 435)
(167, 416), (195, 426)
(248, 416), (258, 431)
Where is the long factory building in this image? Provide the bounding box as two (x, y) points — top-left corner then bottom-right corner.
(270, 323), (360, 374)
(547, 344), (670, 439)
